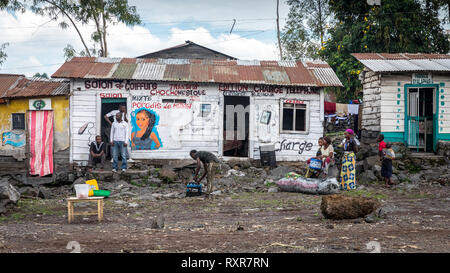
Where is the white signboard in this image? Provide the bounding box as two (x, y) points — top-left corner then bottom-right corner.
(412, 73), (432, 84)
(29, 98), (52, 110)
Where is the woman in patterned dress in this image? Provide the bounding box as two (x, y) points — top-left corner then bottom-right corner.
(340, 129), (358, 190)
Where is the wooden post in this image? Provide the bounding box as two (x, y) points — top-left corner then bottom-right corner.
(276, 0), (283, 60)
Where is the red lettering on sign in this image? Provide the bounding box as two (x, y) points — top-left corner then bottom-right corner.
(100, 93), (123, 98)
(284, 99), (305, 104)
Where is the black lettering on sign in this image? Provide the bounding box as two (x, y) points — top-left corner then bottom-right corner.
(275, 139), (314, 154)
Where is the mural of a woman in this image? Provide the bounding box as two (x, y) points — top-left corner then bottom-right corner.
(131, 109), (162, 150)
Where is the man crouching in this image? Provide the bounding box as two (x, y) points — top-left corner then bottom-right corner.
(190, 150), (220, 195)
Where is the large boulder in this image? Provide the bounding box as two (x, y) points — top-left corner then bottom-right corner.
(19, 187), (40, 198)
(0, 181), (21, 214)
(320, 194), (381, 220)
(158, 168), (178, 183)
(359, 170), (378, 183)
(363, 156), (381, 171)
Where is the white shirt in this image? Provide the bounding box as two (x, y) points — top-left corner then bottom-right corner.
(107, 110), (129, 123)
(110, 120), (129, 143)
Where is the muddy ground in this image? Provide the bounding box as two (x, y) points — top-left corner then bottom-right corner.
(0, 180), (448, 253)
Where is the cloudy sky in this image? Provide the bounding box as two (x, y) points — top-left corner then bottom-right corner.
(1, 1), (449, 77)
(0, 0), (289, 77)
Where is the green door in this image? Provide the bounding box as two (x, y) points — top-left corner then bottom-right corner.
(407, 89), (420, 150)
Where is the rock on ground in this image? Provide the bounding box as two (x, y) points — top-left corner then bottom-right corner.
(267, 166), (296, 180)
(150, 215), (165, 229)
(0, 181), (21, 214)
(320, 194), (381, 220)
(158, 168), (178, 183)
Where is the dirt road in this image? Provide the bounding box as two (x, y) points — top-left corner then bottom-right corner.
(0, 183), (448, 253)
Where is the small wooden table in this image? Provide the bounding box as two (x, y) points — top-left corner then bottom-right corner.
(67, 197), (104, 224)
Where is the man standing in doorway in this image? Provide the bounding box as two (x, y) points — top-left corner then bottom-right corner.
(190, 150), (220, 195)
(110, 112), (129, 172)
(104, 104), (128, 125)
(104, 104), (131, 161)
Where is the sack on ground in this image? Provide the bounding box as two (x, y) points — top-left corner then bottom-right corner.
(276, 176), (340, 195)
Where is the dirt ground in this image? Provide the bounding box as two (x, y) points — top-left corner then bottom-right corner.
(0, 183), (448, 253)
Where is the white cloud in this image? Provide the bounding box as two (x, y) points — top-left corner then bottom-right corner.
(0, 5), (281, 77)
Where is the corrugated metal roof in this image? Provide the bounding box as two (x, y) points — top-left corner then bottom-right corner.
(132, 63), (166, 81)
(352, 53), (450, 72)
(0, 74), (23, 98)
(111, 63), (138, 79)
(0, 74), (69, 99)
(52, 57), (343, 87)
(163, 64), (190, 81)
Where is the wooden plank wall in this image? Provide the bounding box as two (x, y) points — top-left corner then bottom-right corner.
(71, 80), (324, 164)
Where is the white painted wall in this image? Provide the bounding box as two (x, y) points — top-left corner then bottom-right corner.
(70, 79), (323, 164)
(381, 73), (450, 135)
(380, 74), (409, 133)
(432, 74), (450, 134)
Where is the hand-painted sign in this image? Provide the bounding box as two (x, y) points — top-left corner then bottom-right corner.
(284, 99), (305, 104)
(130, 108), (162, 150)
(85, 80), (158, 90)
(29, 98), (51, 110)
(412, 73), (432, 84)
(275, 139), (314, 154)
(2, 131), (26, 147)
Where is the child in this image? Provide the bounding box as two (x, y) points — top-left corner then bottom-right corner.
(381, 142), (395, 188)
(377, 134), (386, 158)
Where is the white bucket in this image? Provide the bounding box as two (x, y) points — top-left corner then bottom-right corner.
(74, 184), (89, 199)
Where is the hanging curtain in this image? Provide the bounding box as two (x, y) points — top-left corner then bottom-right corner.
(29, 110), (54, 176)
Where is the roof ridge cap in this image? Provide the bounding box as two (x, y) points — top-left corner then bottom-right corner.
(375, 53), (385, 60)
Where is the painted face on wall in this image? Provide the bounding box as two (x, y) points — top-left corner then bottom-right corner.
(136, 111), (149, 130)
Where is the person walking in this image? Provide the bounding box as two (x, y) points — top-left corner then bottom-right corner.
(339, 129), (358, 190)
(110, 112), (129, 172)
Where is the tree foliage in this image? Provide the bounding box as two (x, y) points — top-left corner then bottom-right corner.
(281, 0), (331, 60)
(31, 0), (141, 58)
(0, 43), (8, 67)
(320, 0), (450, 102)
(33, 72), (49, 78)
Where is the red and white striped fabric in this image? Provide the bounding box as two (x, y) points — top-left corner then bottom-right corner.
(29, 110), (54, 176)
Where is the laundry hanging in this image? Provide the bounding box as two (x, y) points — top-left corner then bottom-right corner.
(324, 101), (336, 114)
(347, 104), (359, 115)
(29, 110), (54, 176)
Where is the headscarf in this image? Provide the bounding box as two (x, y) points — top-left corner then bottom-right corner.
(345, 129), (354, 135)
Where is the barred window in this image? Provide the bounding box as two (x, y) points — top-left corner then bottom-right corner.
(12, 113), (25, 130)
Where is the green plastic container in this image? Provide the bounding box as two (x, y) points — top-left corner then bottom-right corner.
(93, 190), (111, 197)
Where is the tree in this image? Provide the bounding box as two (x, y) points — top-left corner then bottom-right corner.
(0, 43), (8, 67)
(31, 0), (141, 58)
(33, 72), (49, 78)
(320, 0), (450, 102)
(281, 0), (331, 60)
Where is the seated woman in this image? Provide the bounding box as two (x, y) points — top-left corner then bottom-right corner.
(317, 136), (334, 177)
(305, 137), (324, 178)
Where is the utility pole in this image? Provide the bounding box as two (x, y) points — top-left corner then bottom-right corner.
(276, 0), (283, 60)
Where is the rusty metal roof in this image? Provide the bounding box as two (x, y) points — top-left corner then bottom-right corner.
(0, 74), (23, 98)
(0, 74), (69, 99)
(52, 57), (343, 87)
(352, 53), (450, 72)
